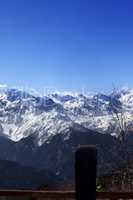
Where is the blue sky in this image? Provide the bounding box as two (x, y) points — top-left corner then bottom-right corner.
(0, 0), (133, 92)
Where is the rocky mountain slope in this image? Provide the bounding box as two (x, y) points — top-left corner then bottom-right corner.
(0, 87), (132, 186)
(0, 128), (129, 183)
(0, 87), (132, 145)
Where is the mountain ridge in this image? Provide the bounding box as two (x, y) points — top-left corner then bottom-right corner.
(0, 87), (132, 145)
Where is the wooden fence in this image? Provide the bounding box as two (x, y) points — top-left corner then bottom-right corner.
(0, 190), (132, 199)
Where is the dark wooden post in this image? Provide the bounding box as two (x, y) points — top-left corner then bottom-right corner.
(75, 146), (97, 200)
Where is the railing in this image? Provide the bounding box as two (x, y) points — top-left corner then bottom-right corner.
(0, 190), (133, 199)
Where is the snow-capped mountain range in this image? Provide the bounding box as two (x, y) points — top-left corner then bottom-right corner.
(0, 87), (133, 145)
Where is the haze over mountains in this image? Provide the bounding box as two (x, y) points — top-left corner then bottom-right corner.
(0, 86), (132, 188)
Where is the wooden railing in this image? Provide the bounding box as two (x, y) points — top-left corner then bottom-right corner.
(0, 190), (132, 199)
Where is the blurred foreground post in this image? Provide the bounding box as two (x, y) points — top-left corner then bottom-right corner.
(75, 146), (97, 200)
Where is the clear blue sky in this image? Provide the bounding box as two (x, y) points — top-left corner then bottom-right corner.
(0, 0), (133, 92)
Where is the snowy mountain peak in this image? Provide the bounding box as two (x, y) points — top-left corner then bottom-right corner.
(0, 87), (132, 145)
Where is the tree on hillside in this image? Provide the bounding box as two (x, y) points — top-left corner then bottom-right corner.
(110, 87), (133, 186)
(109, 88), (130, 144)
